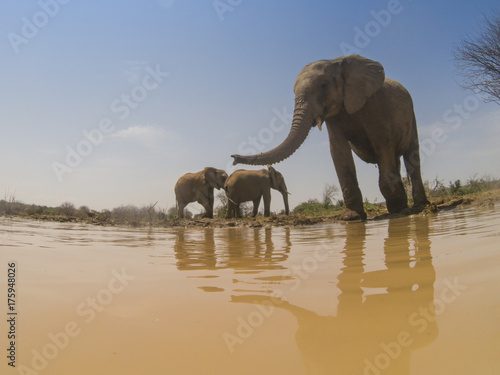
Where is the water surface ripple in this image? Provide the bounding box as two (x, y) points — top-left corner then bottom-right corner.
(1, 207), (499, 374)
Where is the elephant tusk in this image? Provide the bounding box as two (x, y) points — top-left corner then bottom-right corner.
(315, 117), (323, 131)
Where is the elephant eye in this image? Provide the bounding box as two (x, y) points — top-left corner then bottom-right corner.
(321, 82), (328, 90)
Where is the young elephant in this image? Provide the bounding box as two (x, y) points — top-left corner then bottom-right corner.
(175, 167), (228, 219)
(224, 166), (290, 218)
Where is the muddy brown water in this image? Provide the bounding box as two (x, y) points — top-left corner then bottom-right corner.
(1, 207), (499, 374)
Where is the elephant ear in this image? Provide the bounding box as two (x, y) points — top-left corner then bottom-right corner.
(268, 165), (278, 189)
(203, 167), (220, 189)
(341, 55), (385, 114)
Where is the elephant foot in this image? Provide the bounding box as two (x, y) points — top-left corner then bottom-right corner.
(412, 202), (439, 214)
(385, 199), (408, 214)
(411, 199), (431, 212)
(337, 208), (366, 221)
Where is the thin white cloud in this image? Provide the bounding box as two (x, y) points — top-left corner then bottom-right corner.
(109, 124), (180, 148)
(475, 109), (500, 133)
(419, 107), (500, 140)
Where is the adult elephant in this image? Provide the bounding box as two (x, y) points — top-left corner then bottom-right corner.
(224, 166), (290, 218)
(232, 54), (429, 220)
(174, 167), (228, 219)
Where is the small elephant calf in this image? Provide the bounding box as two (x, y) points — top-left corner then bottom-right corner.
(224, 166), (290, 218)
(175, 167), (228, 218)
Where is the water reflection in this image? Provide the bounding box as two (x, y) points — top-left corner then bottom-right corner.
(231, 216), (438, 374)
(174, 227), (291, 271)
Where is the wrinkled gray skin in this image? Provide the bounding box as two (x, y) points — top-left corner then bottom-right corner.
(224, 166), (290, 218)
(232, 54), (429, 220)
(175, 167), (228, 218)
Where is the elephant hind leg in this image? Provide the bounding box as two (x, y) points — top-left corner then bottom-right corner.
(262, 191), (271, 217)
(403, 149), (430, 209)
(201, 200), (214, 218)
(235, 204), (241, 218)
(226, 201), (235, 218)
(378, 157), (408, 214)
(226, 200), (241, 218)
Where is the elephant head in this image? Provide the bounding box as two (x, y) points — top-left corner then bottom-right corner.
(268, 165), (290, 215)
(231, 55), (385, 165)
(202, 167), (228, 189)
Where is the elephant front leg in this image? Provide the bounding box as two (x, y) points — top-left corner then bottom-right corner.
(262, 191), (271, 217)
(251, 197), (261, 218)
(327, 126), (366, 220)
(199, 188), (214, 218)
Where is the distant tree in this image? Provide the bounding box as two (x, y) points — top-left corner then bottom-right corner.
(58, 202), (76, 217)
(402, 176), (412, 198)
(183, 209), (193, 219)
(423, 176), (447, 198)
(216, 191), (228, 206)
(77, 205), (90, 218)
(156, 206), (168, 221)
(214, 205), (227, 218)
(100, 209), (112, 220)
(112, 205), (141, 222)
(167, 206), (193, 219)
(322, 183), (339, 207)
(144, 202), (158, 226)
(167, 207), (178, 220)
(214, 191), (228, 218)
(454, 11), (500, 103)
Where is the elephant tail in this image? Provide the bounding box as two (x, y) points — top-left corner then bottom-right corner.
(403, 113), (421, 171)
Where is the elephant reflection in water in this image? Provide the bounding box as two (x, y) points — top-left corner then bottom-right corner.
(232, 217), (437, 375)
(174, 227), (291, 271)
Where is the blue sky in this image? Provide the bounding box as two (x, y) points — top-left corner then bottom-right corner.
(1, 0), (499, 213)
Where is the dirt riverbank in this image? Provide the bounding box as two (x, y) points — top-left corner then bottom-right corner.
(2, 189), (498, 229)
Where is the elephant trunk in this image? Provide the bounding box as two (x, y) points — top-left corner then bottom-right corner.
(232, 102), (315, 166)
(282, 192), (290, 215)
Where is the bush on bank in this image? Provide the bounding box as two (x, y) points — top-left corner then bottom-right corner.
(0, 175), (498, 226)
